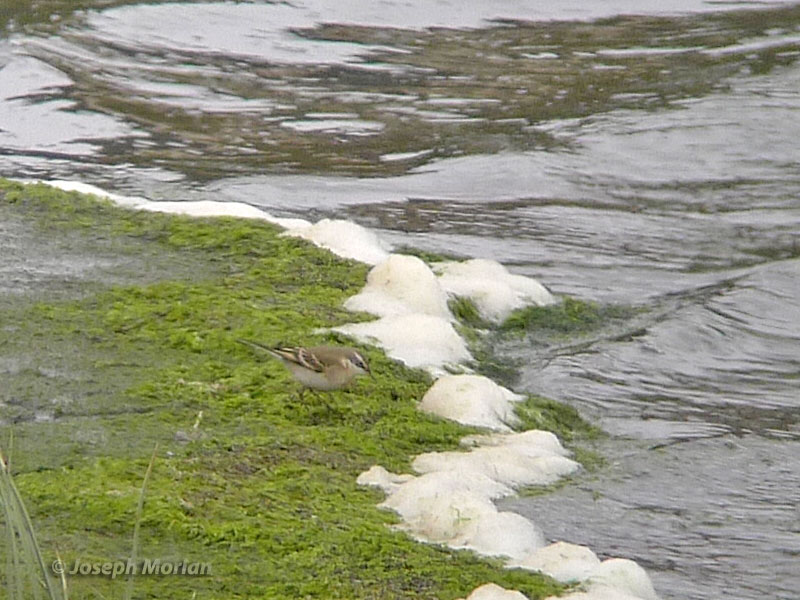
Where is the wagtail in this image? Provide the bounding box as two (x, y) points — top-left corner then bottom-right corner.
(236, 339), (371, 400)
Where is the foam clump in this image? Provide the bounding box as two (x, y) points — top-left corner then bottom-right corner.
(358, 430), (578, 562)
(344, 254), (452, 319)
(459, 509), (545, 558)
(379, 473), (543, 560)
(282, 218), (391, 265)
(460, 430), (570, 455)
(412, 431), (579, 489)
(378, 470), (514, 523)
(434, 258), (555, 322)
(332, 314), (471, 373)
(355, 465), (414, 495)
(411, 445), (577, 489)
(419, 374), (522, 431)
(583, 559), (660, 600)
(511, 541), (601, 583)
(458, 583), (530, 600)
(543, 557), (661, 600)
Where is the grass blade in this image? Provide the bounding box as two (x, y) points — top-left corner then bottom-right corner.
(124, 444), (158, 600)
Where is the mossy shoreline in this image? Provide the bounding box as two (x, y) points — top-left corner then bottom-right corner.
(0, 179), (598, 599)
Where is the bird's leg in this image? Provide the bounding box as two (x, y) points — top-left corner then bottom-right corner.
(310, 389), (333, 411)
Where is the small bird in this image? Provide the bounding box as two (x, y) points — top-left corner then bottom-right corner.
(236, 339), (371, 401)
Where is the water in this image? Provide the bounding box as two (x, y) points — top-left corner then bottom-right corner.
(503, 436), (800, 599)
(2, 2), (800, 598)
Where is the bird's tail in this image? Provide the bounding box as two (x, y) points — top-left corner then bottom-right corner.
(235, 338), (280, 359)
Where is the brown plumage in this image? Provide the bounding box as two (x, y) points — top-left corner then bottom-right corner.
(236, 339), (371, 400)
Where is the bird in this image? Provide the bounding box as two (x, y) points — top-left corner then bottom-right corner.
(236, 339), (371, 401)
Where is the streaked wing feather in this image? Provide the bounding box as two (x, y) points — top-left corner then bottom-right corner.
(273, 346), (326, 373)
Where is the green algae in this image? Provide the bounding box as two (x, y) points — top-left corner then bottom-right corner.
(448, 297), (491, 331)
(501, 297), (638, 337)
(0, 179), (573, 599)
(392, 247), (464, 264)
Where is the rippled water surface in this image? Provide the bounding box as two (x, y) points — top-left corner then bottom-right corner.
(2, 1), (800, 598)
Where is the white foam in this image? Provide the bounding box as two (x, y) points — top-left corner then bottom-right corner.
(511, 541), (601, 583)
(331, 314), (471, 372)
(359, 430), (577, 563)
(354, 425), (654, 599)
(381, 476), (543, 561)
(460, 430), (570, 456)
(434, 258), (555, 322)
(347, 322), (660, 598)
(264, 215), (314, 229)
(141, 199), (276, 219)
(35, 180), (398, 263)
(281, 218), (391, 265)
(541, 558), (661, 600)
(583, 559), (660, 600)
(419, 374), (522, 431)
(40, 180), (148, 208)
(39, 179), (313, 228)
(396, 489), (497, 542)
(457, 509), (545, 559)
(379, 470), (514, 522)
(459, 583), (529, 600)
(355, 465), (415, 495)
(344, 254), (452, 319)
(412, 433), (579, 489)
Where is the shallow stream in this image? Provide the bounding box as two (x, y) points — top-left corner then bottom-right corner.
(2, 1), (799, 598)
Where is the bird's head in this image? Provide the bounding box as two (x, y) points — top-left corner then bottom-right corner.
(347, 351), (372, 377)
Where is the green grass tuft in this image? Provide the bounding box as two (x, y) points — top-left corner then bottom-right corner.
(449, 297), (491, 329)
(1, 445), (66, 600)
(513, 396), (599, 443)
(392, 246), (463, 264)
(501, 297), (637, 335)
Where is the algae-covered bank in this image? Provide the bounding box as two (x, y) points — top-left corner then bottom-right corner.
(0, 179), (596, 599)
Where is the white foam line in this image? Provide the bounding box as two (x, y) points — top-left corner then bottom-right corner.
(26, 180), (390, 265)
(26, 180), (660, 599)
(335, 255), (660, 598)
(357, 428), (660, 600)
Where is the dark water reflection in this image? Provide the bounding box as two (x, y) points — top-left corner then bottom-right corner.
(2, 2), (800, 599)
(5, 2), (800, 179)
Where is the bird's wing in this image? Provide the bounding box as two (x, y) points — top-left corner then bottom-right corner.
(275, 346), (326, 373)
(236, 339), (328, 373)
